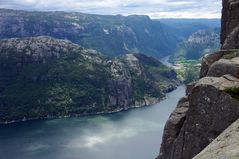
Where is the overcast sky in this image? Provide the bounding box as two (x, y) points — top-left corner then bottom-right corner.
(0, 0), (222, 19)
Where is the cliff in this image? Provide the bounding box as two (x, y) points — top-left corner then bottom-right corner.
(0, 36), (179, 124)
(157, 0), (239, 159)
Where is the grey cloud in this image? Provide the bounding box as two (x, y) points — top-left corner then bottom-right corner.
(0, 0), (222, 18)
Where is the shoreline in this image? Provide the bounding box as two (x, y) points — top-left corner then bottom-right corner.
(0, 84), (180, 125)
(1, 56), (180, 125)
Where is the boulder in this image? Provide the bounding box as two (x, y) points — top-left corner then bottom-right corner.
(200, 51), (224, 78)
(207, 57), (239, 78)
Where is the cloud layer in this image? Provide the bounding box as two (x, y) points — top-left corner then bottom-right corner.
(0, 0), (222, 18)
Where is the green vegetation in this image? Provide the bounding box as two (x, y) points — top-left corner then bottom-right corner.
(225, 87), (239, 101)
(169, 28), (220, 84)
(0, 8), (180, 58)
(222, 50), (239, 59)
(170, 28), (220, 62)
(174, 60), (200, 84)
(0, 37), (179, 123)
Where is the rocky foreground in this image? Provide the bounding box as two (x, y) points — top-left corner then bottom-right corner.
(0, 36), (179, 124)
(157, 0), (239, 159)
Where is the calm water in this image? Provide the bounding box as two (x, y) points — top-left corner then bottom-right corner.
(159, 56), (173, 67)
(0, 86), (185, 159)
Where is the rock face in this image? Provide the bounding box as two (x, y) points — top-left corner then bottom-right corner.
(222, 26), (239, 49)
(157, 76), (239, 159)
(158, 97), (189, 159)
(0, 36), (179, 124)
(207, 57), (239, 78)
(157, 0), (239, 158)
(221, 0), (239, 44)
(193, 118), (239, 159)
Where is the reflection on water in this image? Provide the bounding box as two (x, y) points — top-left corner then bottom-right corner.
(0, 86), (185, 159)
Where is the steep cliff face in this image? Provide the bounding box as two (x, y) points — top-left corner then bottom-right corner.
(157, 0), (239, 159)
(0, 36), (179, 124)
(221, 0), (239, 44)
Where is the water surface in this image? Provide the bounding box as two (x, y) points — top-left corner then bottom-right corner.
(0, 86), (185, 159)
(159, 55), (173, 67)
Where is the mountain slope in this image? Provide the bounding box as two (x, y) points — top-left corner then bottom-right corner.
(0, 36), (179, 124)
(160, 19), (221, 40)
(0, 9), (179, 58)
(171, 28), (220, 61)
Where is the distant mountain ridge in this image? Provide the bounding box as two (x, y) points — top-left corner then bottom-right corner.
(0, 8), (220, 58)
(0, 8), (176, 57)
(171, 28), (220, 61)
(160, 19), (221, 40)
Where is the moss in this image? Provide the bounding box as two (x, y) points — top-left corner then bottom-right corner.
(225, 87), (239, 101)
(222, 50), (239, 59)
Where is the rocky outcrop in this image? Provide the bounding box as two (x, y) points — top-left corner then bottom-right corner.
(157, 97), (189, 159)
(157, 0), (239, 158)
(158, 75), (239, 159)
(193, 118), (239, 159)
(222, 26), (239, 49)
(221, 0), (239, 44)
(207, 57), (239, 78)
(0, 36), (179, 124)
(200, 50), (224, 77)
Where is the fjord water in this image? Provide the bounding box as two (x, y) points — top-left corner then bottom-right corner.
(0, 86), (185, 159)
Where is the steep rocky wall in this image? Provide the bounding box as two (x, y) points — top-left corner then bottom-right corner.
(157, 0), (239, 158)
(157, 75), (239, 159)
(221, 0), (239, 44)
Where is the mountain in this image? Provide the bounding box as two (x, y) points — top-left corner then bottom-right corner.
(0, 9), (221, 58)
(160, 19), (221, 39)
(170, 28), (220, 61)
(0, 36), (179, 124)
(157, 0), (239, 159)
(166, 28), (220, 84)
(0, 8), (179, 58)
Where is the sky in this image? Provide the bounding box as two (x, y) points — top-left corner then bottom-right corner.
(0, 0), (222, 19)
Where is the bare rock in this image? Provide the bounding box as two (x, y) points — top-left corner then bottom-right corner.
(221, 0), (239, 45)
(193, 118), (239, 159)
(207, 57), (239, 78)
(222, 25), (239, 49)
(186, 83), (195, 96)
(157, 75), (239, 159)
(157, 97), (189, 159)
(200, 51), (224, 78)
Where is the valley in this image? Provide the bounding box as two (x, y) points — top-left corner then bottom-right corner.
(0, 6), (226, 159)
